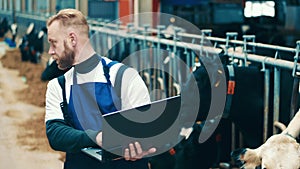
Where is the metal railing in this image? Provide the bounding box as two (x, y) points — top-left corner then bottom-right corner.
(88, 20), (300, 149)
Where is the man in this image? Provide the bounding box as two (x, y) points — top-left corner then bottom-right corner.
(45, 9), (156, 169)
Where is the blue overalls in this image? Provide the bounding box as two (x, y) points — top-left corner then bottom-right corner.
(63, 58), (148, 169)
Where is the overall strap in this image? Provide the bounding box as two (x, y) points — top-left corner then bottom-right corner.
(101, 58), (129, 108)
(58, 75), (66, 103)
(57, 59), (128, 124)
(114, 64), (128, 98)
(101, 59), (118, 85)
(57, 75), (74, 126)
(101, 58), (128, 98)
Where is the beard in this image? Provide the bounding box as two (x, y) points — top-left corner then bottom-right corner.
(57, 41), (75, 70)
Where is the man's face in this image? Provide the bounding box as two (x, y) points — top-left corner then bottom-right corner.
(47, 21), (75, 70)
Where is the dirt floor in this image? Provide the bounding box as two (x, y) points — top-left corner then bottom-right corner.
(0, 42), (64, 169)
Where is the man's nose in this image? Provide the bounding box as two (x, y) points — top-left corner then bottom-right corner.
(48, 48), (55, 55)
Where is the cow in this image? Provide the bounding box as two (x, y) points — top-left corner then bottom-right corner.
(181, 56), (265, 146)
(167, 50), (300, 168)
(19, 23), (36, 61)
(231, 109), (300, 169)
(30, 27), (47, 63)
(19, 24), (47, 63)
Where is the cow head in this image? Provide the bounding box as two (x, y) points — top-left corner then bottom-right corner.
(232, 134), (300, 169)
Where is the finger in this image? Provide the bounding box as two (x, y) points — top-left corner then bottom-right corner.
(96, 132), (102, 147)
(124, 148), (130, 161)
(141, 147), (157, 157)
(148, 147), (157, 154)
(134, 142), (143, 155)
(129, 143), (137, 158)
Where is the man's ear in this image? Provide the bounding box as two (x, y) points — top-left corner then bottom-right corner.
(231, 148), (261, 169)
(69, 32), (77, 47)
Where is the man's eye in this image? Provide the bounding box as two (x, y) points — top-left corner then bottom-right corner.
(50, 42), (56, 48)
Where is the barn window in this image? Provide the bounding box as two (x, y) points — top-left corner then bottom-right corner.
(244, 1), (275, 18)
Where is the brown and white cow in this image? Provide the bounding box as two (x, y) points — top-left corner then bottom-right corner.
(232, 109), (300, 169)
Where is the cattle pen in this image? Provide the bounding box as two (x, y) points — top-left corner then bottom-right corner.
(88, 16), (300, 141)
(1, 10), (300, 168)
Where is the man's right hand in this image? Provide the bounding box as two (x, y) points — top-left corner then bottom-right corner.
(124, 142), (156, 161)
(95, 132), (156, 161)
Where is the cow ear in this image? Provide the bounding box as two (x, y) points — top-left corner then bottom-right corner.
(231, 148), (261, 168)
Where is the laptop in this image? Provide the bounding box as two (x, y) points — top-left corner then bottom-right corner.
(81, 95), (181, 162)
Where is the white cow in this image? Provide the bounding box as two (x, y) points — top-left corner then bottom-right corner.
(232, 109), (300, 169)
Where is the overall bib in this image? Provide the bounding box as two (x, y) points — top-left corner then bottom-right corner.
(63, 58), (148, 169)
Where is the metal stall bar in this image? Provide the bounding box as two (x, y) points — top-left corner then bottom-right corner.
(273, 51), (281, 135)
(242, 35), (256, 54)
(226, 49), (300, 71)
(142, 24), (152, 94)
(242, 35), (256, 67)
(264, 69), (270, 142)
(156, 25), (167, 99)
(171, 27), (182, 96)
(290, 41), (300, 119)
(261, 59), (270, 142)
(178, 32), (296, 54)
(225, 32), (240, 151)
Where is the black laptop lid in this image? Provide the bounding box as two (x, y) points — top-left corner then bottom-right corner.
(102, 95), (181, 157)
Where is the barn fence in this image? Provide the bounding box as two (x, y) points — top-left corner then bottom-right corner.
(87, 19), (300, 151)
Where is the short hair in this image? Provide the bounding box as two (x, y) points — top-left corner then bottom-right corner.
(47, 9), (89, 37)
